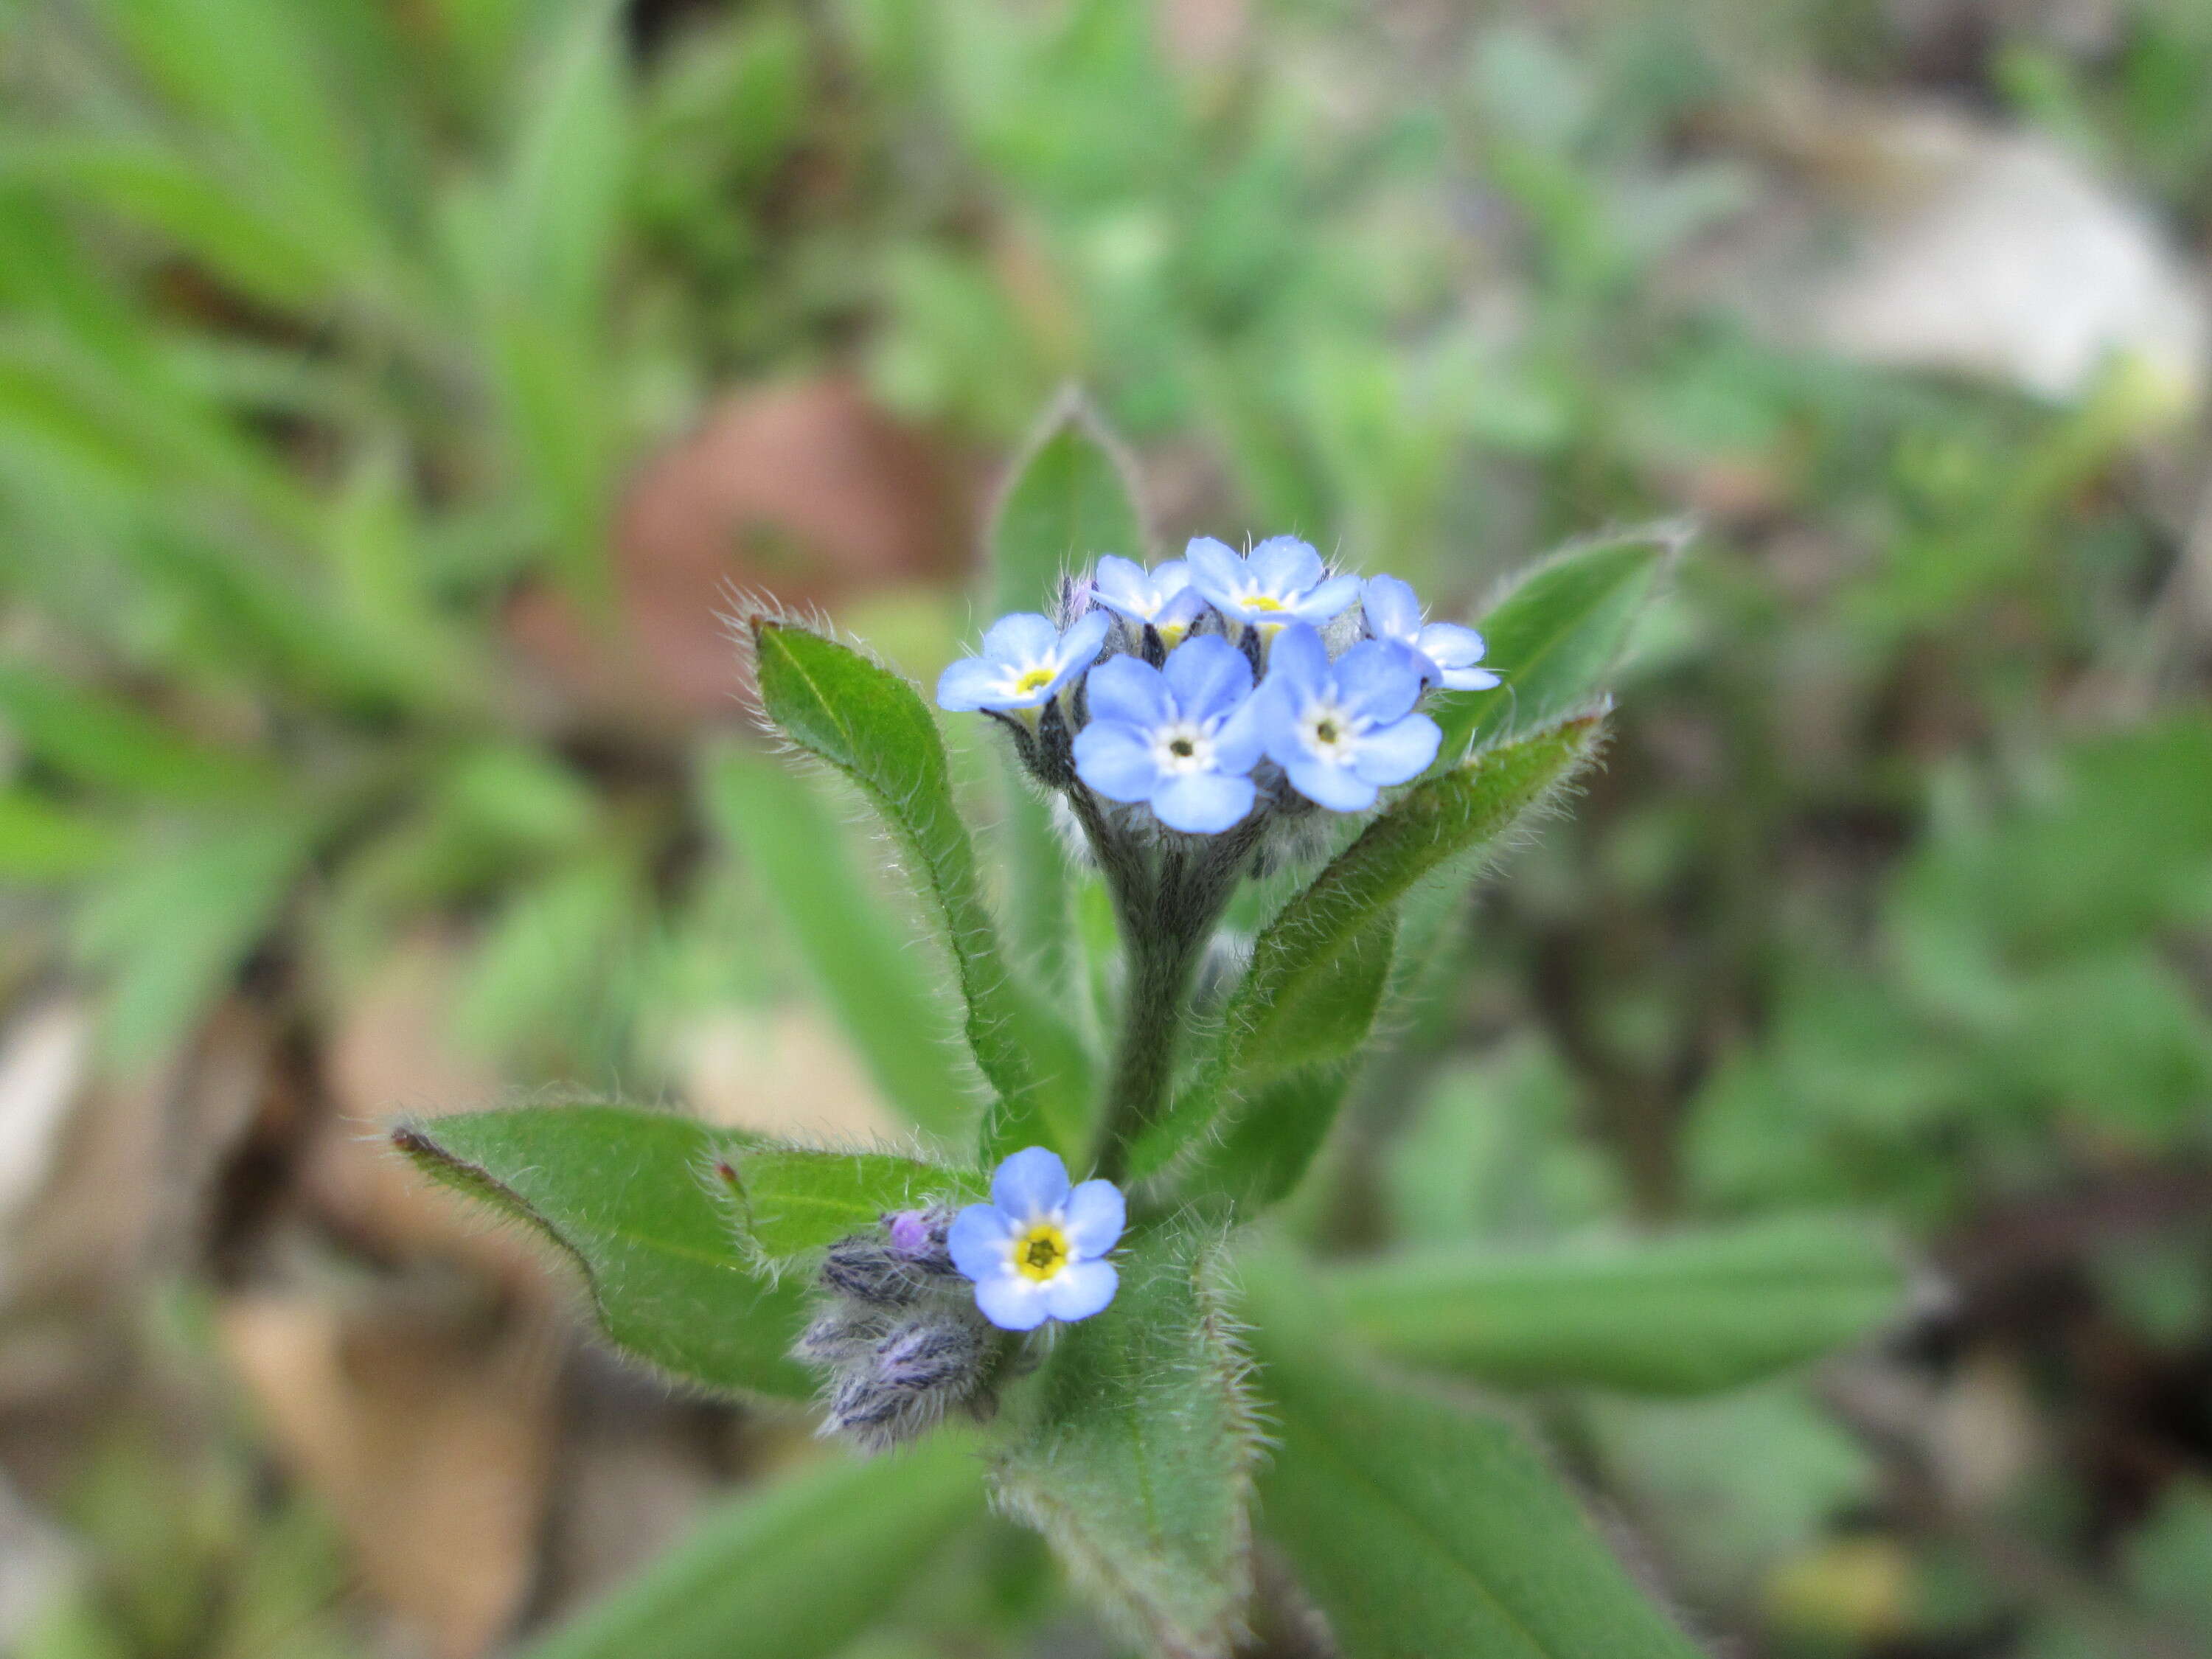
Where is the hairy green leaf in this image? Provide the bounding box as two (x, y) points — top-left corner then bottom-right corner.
(991, 389), (1147, 613)
(393, 1105), (812, 1399)
(1246, 1255), (1704, 1659)
(747, 619), (1085, 1161)
(994, 1222), (1261, 1659)
(1328, 1216), (1906, 1394)
(704, 748), (978, 1141)
(720, 1146), (981, 1268)
(523, 1434), (985, 1659)
(1138, 719), (1601, 1192)
(1433, 527), (1679, 765)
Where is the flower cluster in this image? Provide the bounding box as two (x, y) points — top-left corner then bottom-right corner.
(937, 537), (1498, 833)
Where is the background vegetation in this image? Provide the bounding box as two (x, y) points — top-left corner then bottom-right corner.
(1, 0), (2210, 1655)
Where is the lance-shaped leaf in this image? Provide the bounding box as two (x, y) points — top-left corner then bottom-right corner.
(717, 1146), (984, 1270)
(1245, 1254), (1704, 1659)
(747, 619), (1085, 1160)
(990, 394), (1146, 996)
(523, 1433), (986, 1659)
(703, 748), (977, 1141)
(993, 1222), (1262, 1659)
(1135, 719), (1601, 1191)
(1326, 1215), (1907, 1395)
(393, 1105), (812, 1400)
(1433, 525), (1681, 765)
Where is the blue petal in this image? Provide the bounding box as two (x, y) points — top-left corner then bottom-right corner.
(1151, 558), (1192, 595)
(1091, 555), (1153, 618)
(936, 656), (1009, 712)
(1331, 639), (1425, 723)
(1042, 1259), (1118, 1323)
(1284, 752), (1377, 813)
(975, 1271), (1051, 1331)
(1083, 655), (1173, 728)
(1245, 679), (1309, 768)
(1057, 609), (1112, 668)
(1416, 621), (1486, 669)
(1183, 538), (1246, 607)
(947, 1203), (1018, 1281)
(1161, 635), (1251, 720)
(1210, 693), (1267, 774)
(1248, 535), (1323, 593)
(981, 611), (1060, 664)
(1062, 1180), (1126, 1256)
(1152, 771), (1255, 833)
(1363, 574), (1423, 640)
(1157, 585), (1210, 633)
(1287, 572), (1360, 622)
(1349, 712), (1441, 786)
(990, 1145), (1070, 1221)
(1265, 623), (1331, 692)
(1074, 721), (1164, 802)
(1439, 665), (1503, 692)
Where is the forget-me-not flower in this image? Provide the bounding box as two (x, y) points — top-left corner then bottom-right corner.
(1186, 535), (1360, 630)
(1248, 624), (1442, 812)
(1091, 555), (1208, 643)
(1072, 636), (1262, 832)
(936, 610), (1111, 714)
(948, 1147), (1124, 1332)
(1361, 575), (1502, 692)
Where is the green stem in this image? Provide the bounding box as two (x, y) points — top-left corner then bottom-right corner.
(1093, 916), (1204, 1183)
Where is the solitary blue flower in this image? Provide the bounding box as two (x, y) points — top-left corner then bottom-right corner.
(936, 611), (1112, 713)
(1091, 554), (1208, 643)
(1186, 535), (1359, 629)
(1361, 575), (1502, 692)
(947, 1147), (1123, 1332)
(1072, 636), (1262, 832)
(1248, 623), (1441, 812)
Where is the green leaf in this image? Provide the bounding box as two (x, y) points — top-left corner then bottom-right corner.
(1433, 526), (1680, 765)
(1138, 719), (1601, 1192)
(991, 388), (1147, 614)
(703, 747), (979, 1141)
(0, 790), (121, 881)
(994, 1222), (1261, 1659)
(392, 1105), (813, 1400)
(522, 1434), (986, 1659)
(746, 619), (1085, 1161)
(1245, 1254), (1704, 1659)
(0, 664), (276, 800)
(1327, 1217), (1907, 1394)
(719, 1146), (981, 1268)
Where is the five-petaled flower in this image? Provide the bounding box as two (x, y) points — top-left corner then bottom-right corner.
(1072, 636), (1263, 833)
(1186, 535), (1360, 630)
(1247, 623), (1442, 812)
(1091, 554), (1207, 644)
(936, 610), (1112, 714)
(949, 1147), (1124, 1331)
(1361, 574), (1502, 692)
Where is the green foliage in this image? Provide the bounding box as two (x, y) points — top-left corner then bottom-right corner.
(1246, 1255), (1704, 1659)
(392, 1105), (813, 1400)
(1326, 1216), (1907, 1394)
(993, 1223), (1260, 1659)
(523, 1436), (987, 1659)
(721, 1146), (982, 1268)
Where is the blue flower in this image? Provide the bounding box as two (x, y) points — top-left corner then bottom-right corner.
(936, 610), (1112, 713)
(1185, 535), (1360, 629)
(1247, 623), (1442, 812)
(1362, 575), (1501, 692)
(1091, 555), (1208, 643)
(1072, 636), (1262, 832)
(947, 1147), (1124, 1332)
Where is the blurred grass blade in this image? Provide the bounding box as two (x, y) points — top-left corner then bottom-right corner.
(0, 790), (122, 882)
(746, 619), (1088, 1161)
(394, 1105), (813, 1399)
(1328, 1216), (1907, 1394)
(994, 1222), (1260, 1659)
(1138, 717), (1601, 1193)
(1433, 525), (1682, 764)
(702, 748), (979, 1142)
(521, 1434), (985, 1659)
(0, 664), (276, 799)
(718, 1146), (982, 1268)
(1245, 1253), (1704, 1659)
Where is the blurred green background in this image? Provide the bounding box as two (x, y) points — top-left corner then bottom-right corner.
(3, 0), (2211, 1655)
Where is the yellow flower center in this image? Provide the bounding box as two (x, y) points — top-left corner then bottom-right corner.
(1243, 594), (1284, 613)
(1015, 1222), (1070, 1281)
(1012, 667), (1056, 695)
